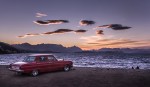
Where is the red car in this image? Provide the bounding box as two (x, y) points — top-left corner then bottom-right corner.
(9, 54), (73, 76)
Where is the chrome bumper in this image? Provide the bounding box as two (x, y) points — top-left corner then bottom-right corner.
(9, 68), (24, 72)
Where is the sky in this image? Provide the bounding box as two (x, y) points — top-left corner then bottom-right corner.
(0, 0), (150, 50)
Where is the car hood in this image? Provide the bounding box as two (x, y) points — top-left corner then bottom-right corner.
(13, 62), (28, 65)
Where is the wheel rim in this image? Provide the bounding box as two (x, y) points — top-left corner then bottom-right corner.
(32, 70), (38, 76)
(64, 66), (70, 71)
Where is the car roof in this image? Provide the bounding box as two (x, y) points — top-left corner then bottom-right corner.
(29, 54), (54, 57)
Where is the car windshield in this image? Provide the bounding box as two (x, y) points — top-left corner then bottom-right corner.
(23, 56), (35, 62)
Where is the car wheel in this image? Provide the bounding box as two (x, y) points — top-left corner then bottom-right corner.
(64, 65), (70, 72)
(31, 70), (39, 76)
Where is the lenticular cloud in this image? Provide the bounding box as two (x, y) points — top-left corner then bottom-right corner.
(33, 20), (69, 25)
(74, 29), (87, 33)
(96, 24), (131, 30)
(79, 20), (95, 26)
(42, 29), (74, 35)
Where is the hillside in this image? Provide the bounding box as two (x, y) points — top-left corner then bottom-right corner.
(0, 42), (20, 54)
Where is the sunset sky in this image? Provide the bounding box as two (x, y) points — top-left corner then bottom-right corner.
(0, 0), (150, 50)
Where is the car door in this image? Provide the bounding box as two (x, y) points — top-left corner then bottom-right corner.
(36, 56), (50, 72)
(47, 55), (62, 71)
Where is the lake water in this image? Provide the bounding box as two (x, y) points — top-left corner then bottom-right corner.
(0, 53), (150, 69)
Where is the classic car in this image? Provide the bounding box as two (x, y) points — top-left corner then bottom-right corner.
(9, 54), (73, 76)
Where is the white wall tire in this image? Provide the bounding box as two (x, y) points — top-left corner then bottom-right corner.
(64, 65), (70, 72)
(31, 70), (39, 76)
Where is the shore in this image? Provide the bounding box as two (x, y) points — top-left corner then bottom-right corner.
(0, 65), (150, 87)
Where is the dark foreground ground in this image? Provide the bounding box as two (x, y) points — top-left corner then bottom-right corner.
(0, 65), (150, 87)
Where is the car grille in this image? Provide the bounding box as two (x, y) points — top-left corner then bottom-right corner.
(12, 66), (20, 70)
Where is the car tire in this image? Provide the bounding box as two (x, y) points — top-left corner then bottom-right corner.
(64, 65), (70, 72)
(31, 70), (39, 76)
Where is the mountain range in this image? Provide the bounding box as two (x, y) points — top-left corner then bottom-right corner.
(12, 43), (82, 53)
(1, 41), (150, 54)
(97, 48), (150, 53)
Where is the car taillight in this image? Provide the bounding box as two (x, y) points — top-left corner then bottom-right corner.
(9, 64), (12, 68)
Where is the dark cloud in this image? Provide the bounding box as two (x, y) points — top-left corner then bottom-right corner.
(33, 20), (69, 25)
(47, 20), (69, 23)
(74, 29), (87, 33)
(110, 24), (131, 30)
(79, 20), (95, 26)
(97, 24), (131, 30)
(43, 29), (74, 35)
(112, 26), (131, 30)
(43, 29), (88, 35)
(53, 29), (73, 33)
(96, 30), (104, 35)
(33, 20), (49, 25)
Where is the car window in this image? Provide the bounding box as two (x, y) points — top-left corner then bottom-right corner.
(23, 56), (35, 62)
(39, 56), (47, 62)
(48, 56), (57, 61)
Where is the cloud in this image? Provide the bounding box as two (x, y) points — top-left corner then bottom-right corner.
(110, 24), (131, 30)
(43, 29), (88, 35)
(47, 20), (69, 24)
(80, 35), (103, 43)
(96, 24), (131, 30)
(79, 20), (95, 26)
(18, 29), (88, 38)
(18, 35), (26, 38)
(43, 29), (74, 35)
(95, 40), (138, 46)
(18, 33), (40, 38)
(42, 32), (53, 35)
(52, 29), (73, 33)
(96, 30), (104, 35)
(80, 37), (146, 49)
(74, 29), (87, 33)
(26, 33), (40, 36)
(96, 25), (111, 29)
(33, 20), (50, 25)
(33, 20), (69, 25)
(87, 39), (115, 44)
(36, 13), (47, 17)
(86, 39), (146, 48)
(19, 29), (74, 38)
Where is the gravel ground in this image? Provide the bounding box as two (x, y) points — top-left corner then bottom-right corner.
(0, 65), (150, 87)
